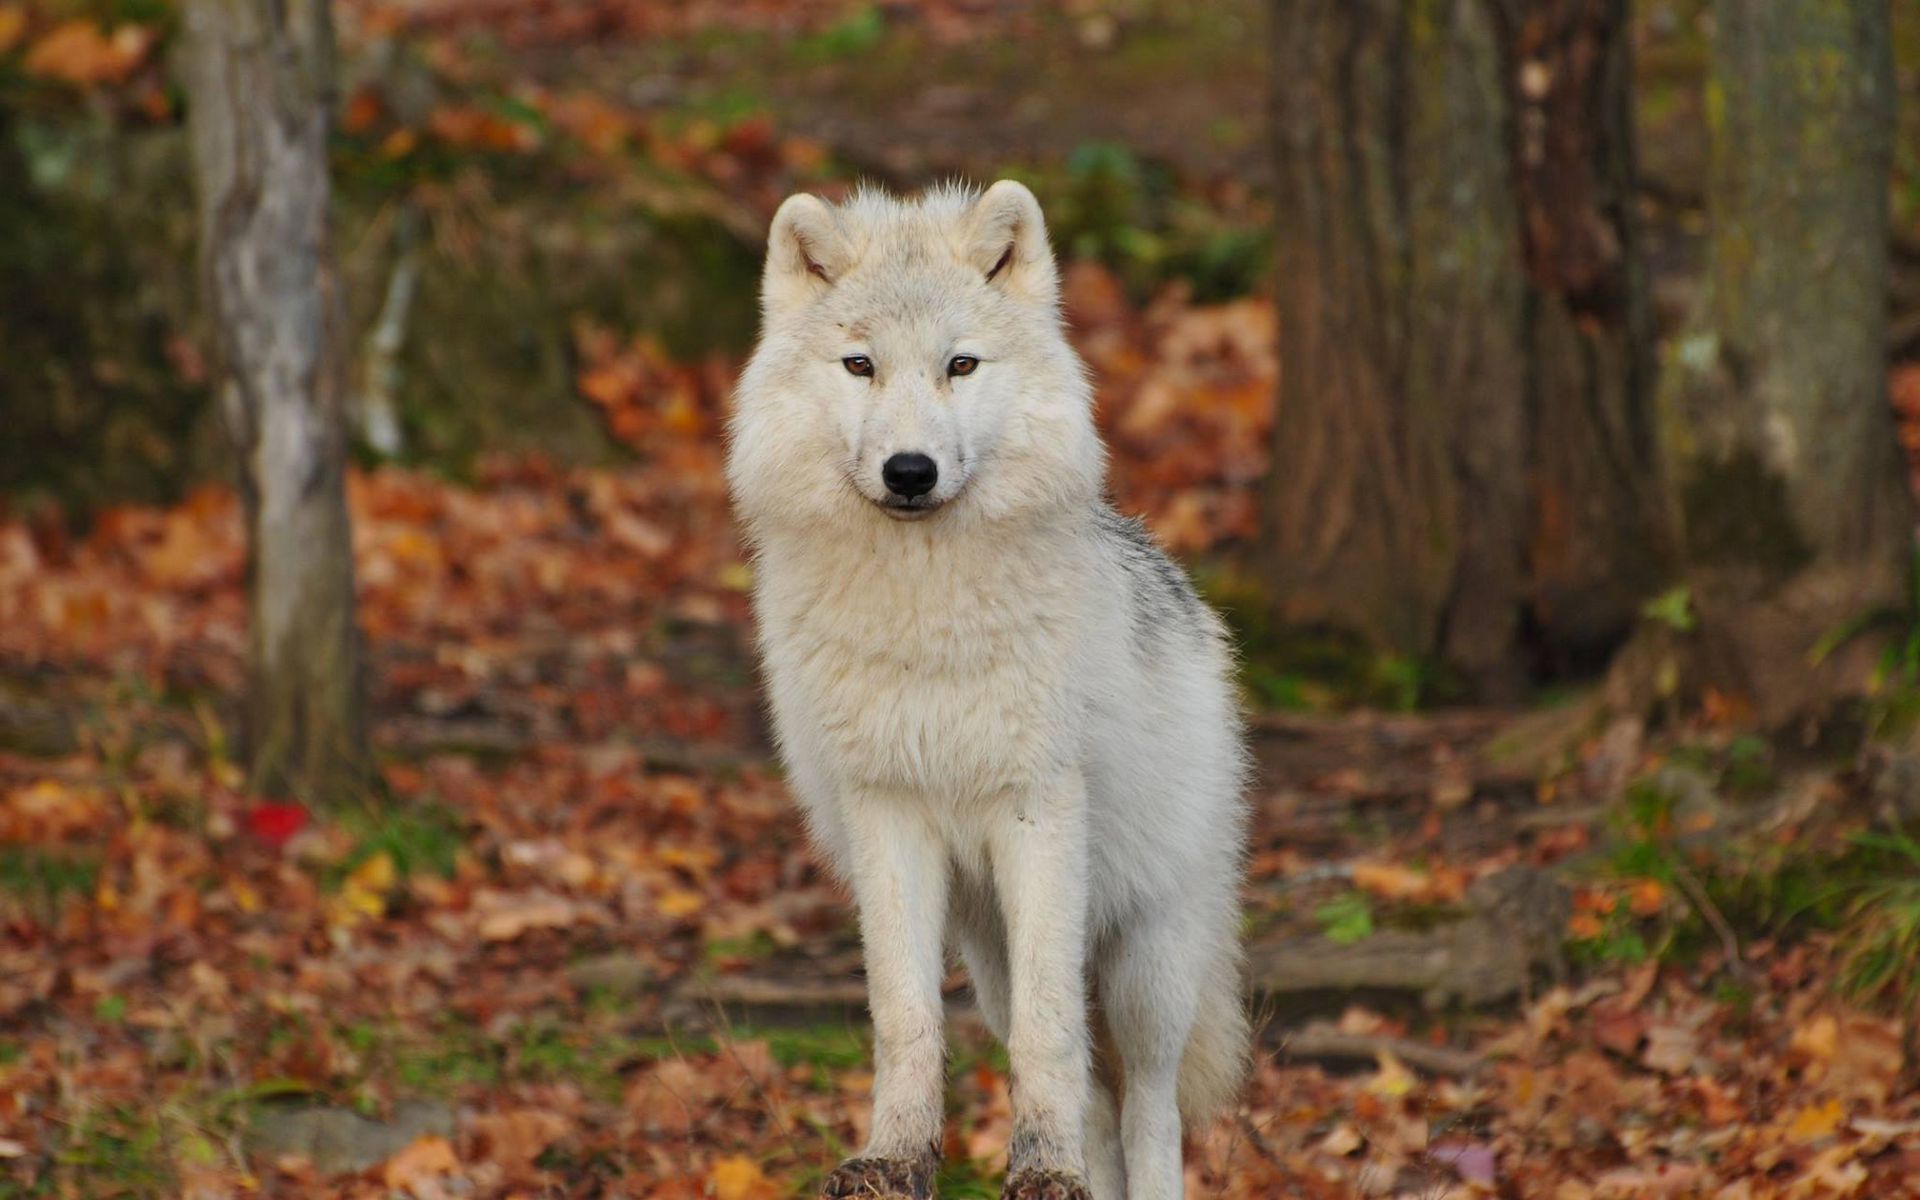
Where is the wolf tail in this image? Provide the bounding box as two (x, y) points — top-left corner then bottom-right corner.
(1176, 943), (1250, 1126)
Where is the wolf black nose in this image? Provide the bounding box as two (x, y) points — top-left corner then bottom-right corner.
(882, 453), (938, 499)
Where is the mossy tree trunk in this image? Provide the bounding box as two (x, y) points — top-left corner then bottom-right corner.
(183, 0), (369, 803)
(1261, 0), (1672, 696)
(1663, 0), (1912, 720)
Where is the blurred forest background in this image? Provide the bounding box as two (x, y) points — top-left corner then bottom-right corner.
(6, 0), (1920, 1196)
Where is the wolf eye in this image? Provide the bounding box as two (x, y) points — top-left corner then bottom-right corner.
(947, 355), (979, 378)
(842, 355), (874, 378)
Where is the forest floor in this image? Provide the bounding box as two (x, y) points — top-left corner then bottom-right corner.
(5, 266), (1920, 1198)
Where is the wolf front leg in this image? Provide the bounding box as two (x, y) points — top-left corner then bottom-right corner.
(821, 792), (949, 1200)
(991, 773), (1094, 1200)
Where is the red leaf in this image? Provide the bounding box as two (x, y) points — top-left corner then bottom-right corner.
(246, 802), (309, 847)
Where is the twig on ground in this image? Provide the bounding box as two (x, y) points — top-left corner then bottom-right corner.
(1280, 1022), (1483, 1077)
(1235, 1110), (1288, 1174)
(1669, 857), (1754, 983)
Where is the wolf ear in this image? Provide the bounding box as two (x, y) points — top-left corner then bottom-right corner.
(763, 193), (850, 312)
(964, 180), (1056, 301)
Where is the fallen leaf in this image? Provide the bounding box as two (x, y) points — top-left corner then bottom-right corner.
(1317, 1122), (1363, 1156)
(474, 888), (592, 941)
(707, 1155), (778, 1200)
(1628, 878), (1666, 916)
(656, 886), (706, 920)
(0, 6), (26, 54)
(330, 850), (399, 928)
(1787, 1098), (1845, 1143)
(1365, 1050), (1416, 1099)
(383, 1135), (459, 1188)
(246, 802), (309, 848)
(469, 1109), (570, 1174)
(1428, 1141), (1497, 1187)
(23, 19), (153, 85)
(1641, 1022), (1698, 1076)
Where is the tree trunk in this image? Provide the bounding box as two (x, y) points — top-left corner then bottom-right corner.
(1514, 0), (1674, 672)
(1261, 0), (1672, 695)
(183, 0), (369, 803)
(1663, 0), (1912, 720)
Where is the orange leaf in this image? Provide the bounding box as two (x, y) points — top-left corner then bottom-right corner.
(707, 1155), (778, 1200)
(1627, 878), (1666, 917)
(24, 20), (152, 86)
(0, 6), (27, 54)
(1349, 861), (1432, 902)
(469, 1109), (570, 1173)
(382, 1136), (458, 1188)
(342, 86), (384, 134)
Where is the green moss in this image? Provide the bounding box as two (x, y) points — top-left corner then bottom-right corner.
(0, 115), (213, 518)
(1680, 448), (1813, 576)
(1198, 566), (1459, 711)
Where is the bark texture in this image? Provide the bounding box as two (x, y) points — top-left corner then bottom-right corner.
(1262, 0), (1671, 694)
(184, 0), (368, 802)
(1663, 0), (1912, 718)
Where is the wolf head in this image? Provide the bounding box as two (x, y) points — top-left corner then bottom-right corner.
(728, 181), (1102, 538)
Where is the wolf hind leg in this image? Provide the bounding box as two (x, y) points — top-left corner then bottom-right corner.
(1101, 909), (1234, 1200)
(1084, 1062), (1126, 1200)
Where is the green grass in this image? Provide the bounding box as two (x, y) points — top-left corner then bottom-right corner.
(703, 930), (780, 965)
(1834, 830), (1920, 1010)
(328, 801), (463, 885)
(43, 1107), (174, 1197)
(936, 1157), (1002, 1200)
(0, 847), (99, 913)
(1313, 891), (1374, 945)
(793, 4), (887, 63)
(1570, 755), (1920, 1002)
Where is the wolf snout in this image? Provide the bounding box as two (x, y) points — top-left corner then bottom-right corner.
(881, 452), (938, 500)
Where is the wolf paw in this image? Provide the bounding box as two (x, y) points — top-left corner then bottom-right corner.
(819, 1155), (938, 1199)
(1000, 1168), (1091, 1200)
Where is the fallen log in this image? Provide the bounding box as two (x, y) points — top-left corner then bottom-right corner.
(1248, 867), (1569, 1009)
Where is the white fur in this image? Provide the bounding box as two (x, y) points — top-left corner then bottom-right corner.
(729, 181), (1249, 1200)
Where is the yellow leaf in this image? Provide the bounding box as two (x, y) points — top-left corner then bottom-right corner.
(1365, 1050), (1415, 1098)
(349, 850), (398, 895)
(657, 845), (718, 873)
(331, 851), (398, 927)
(379, 128), (418, 159)
(1788, 1098), (1845, 1143)
(230, 879), (261, 914)
(707, 1155), (776, 1200)
(656, 887), (705, 920)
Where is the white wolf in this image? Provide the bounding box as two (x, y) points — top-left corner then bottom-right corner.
(727, 180), (1248, 1200)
